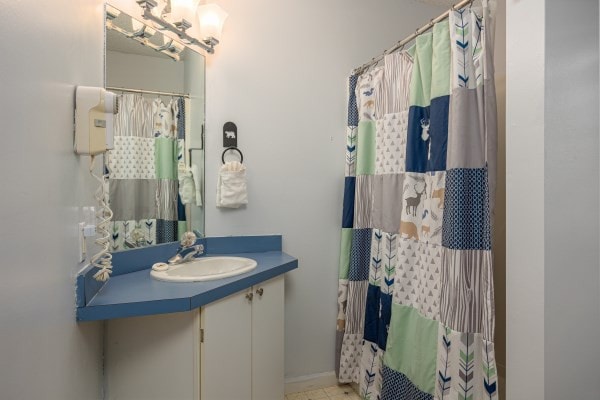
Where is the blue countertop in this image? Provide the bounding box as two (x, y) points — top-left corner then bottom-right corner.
(76, 236), (298, 321)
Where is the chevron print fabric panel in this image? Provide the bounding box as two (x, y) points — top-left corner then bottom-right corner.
(359, 340), (385, 399)
(346, 127), (358, 177)
(434, 325), (499, 400)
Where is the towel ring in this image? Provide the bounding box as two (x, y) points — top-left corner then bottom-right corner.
(222, 146), (243, 164)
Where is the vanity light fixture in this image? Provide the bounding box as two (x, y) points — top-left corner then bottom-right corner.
(136, 0), (224, 54)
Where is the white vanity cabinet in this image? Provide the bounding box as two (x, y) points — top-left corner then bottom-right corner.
(105, 275), (284, 400)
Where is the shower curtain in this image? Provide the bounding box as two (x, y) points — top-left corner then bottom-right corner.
(108, 93), (187, 250)
(336, 2), (498, 399)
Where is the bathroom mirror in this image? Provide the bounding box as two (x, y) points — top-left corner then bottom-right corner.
(104, 4), (205, 252)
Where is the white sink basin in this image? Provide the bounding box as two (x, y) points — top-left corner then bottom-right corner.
(151, 256), (258, 282)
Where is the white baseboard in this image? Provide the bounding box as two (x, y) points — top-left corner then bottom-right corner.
(284, 371), (339, 394)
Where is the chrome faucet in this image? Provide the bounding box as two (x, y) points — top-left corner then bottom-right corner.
(168, 232), (204, 265)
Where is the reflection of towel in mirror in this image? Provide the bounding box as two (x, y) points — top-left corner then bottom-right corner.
(191, 164), (202, 207)
(216, 161), (247, 208)
(178, 168), (195, 205)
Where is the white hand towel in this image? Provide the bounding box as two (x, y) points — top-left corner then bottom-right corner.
(216, 161), (247, 208)
(191, 164), (203, 207)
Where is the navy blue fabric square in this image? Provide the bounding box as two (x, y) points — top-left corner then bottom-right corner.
(406, 97), (449, 173)
(364, 284), (380, 344)
(427, 95), (449, 172)
(381, 365), (433, 400)
(442, 168), (492, 250)
(342, 177), (355, 228)
(363, 285), (392, 351)
(348, 228), (372, 281)
(405, 106), (430, 173)
(347, 75), (359, 127)
(177, 195), (186, 221)
(378, 292), (392, 350)
(156, 219), (178, 244)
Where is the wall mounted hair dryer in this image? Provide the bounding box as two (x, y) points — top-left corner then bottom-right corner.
(74, 86), (118, 155)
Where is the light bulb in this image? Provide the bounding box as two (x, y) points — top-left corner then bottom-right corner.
(169, 0), (200, 24)
(197, 3), (228, 42)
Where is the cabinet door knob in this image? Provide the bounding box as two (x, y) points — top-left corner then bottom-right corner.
(245, 292), (254, 301)
(256, 288), (264, 296)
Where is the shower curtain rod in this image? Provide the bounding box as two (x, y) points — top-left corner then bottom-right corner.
(352, 0), (473, 75)
(106, 86), (191, 98)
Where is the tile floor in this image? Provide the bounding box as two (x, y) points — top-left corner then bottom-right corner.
(286, 385), (360, 400)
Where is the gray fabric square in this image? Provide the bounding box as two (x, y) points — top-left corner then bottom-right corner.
(109, 179), (158, 221)
(354, 175), (374, 228)
(372, 174), (405, 233)
(447, 83), (496, 170)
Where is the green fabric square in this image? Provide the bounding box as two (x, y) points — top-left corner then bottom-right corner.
(383, 304), (438, 394)
(155, 137), (178, 180)
(338, 228), (353, 279)
(410, 33), (433, 108)
(431, 20), (451, 99)
(356, 120), (376, 175)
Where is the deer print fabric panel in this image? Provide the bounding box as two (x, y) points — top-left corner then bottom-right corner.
(336, 3), (498, 398)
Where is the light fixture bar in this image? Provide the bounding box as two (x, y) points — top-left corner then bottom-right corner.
(136, 0), (216, 54)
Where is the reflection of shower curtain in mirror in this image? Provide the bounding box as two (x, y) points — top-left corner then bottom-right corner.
(108, 94), (187, 251)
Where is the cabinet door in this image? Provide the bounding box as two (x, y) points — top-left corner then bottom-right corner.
(252, 275), (285, 400)
(201, 289), (253, 400)
(105, 311), (200, 400)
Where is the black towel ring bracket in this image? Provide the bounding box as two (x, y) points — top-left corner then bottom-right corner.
(222, 146), (243, 164)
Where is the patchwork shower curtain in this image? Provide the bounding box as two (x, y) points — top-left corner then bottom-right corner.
(108, 94), (187, 250)
(336, 2), (498, 399)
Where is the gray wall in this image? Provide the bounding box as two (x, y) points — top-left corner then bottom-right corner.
(0, 0), (104, 399)
(545, 1), (600, 398)
(203, 0), (446, 379)
(507, 0), (600, 398)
